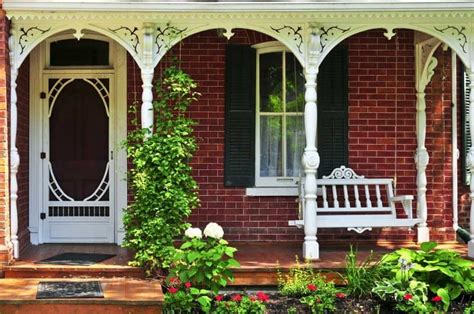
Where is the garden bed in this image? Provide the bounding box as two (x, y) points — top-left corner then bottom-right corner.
(263, 292), (472, 313)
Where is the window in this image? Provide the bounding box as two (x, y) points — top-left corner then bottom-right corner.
(50, 39), (109, 66)
(224, 43), (348, 189)
(255, 44), (305, 186)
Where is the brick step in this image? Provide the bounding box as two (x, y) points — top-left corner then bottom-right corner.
(231, 267), (343, 286)
(0, 278), (163, 314)
(3, 264), (144, 279)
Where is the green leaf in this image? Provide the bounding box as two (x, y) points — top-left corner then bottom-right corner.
(437, 288), (450, 303)
(226, 259), (240, 268)
(188, 251), (200, 262)
(420, 241), (438, 252)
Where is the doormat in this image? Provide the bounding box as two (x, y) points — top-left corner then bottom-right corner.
(36, 281), (104, 299)
(36, 252), (115, 266)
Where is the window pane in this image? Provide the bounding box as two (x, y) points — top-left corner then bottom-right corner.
(51, 39), (109, 66)
(260, 116), (282, 177)
(286, 116), (305, 177)
(260, 52), (283, 112)
(286, 53), (305, 112)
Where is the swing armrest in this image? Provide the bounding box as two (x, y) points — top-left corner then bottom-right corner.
(390, 195), (414, 219)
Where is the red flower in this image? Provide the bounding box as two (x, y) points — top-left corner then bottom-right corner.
(215, 295), (223, 302)
(403, 293), (413, 301)
(256, 291), (269, 302)
(231, 294), (242, 302)
(335, 292), (346, 299)
(169, 277), (180, 285)
(168, 287), (178, 294)
(432, 296), (442, 303)
(249, 296), (257, 302)
(307, 284), (317, 291)
(184, 282), (192, 289)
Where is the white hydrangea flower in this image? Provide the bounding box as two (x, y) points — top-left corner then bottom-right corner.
(203, 222), (224, 239)
(184, 227), (202, 239)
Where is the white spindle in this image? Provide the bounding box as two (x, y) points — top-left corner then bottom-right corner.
(365, 185), (372, 208)
(343, 185), (350, 208)
(332, 185), (339, 208)
(322, 186), (328, 208)
(354, 185), (361, 208)
(375, 185), (383, 208)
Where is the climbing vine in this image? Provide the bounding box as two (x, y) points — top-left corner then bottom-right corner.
(123, 65), (200, 273)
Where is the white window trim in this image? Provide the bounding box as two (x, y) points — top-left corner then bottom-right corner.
(253, 41), (304, 188)
(245, 187), (298, 197)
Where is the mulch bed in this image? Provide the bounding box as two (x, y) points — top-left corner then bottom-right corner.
(264, 293), (472, 313)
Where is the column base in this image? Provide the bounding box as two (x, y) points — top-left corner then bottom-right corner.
(303, 240), (319, 261)
(468, 240), (474, 258)
(417, 226), (429, 243)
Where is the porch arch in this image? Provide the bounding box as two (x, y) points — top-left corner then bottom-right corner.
(10, 25), (143, 70)
(318, 24), (470, 69)
(152, 24), (305, 69)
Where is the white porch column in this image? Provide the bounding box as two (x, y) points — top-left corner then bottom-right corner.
(9, 36), (20, 259)
(302, 30), (321, 260)
(414, 90), (430, 243)
(414, 37), (440, 243)
(467, 70), (474, 258)
(141, 23), (155, 133)
(141, 68), (154, 132)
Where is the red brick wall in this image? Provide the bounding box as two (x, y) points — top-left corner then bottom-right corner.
(169, 30), (301, 242)
(16, 58), (29, 252)
(0, 7), (10, 265)
(124, 28), (461, 244)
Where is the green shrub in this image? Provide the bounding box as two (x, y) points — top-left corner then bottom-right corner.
(277, 256), (318, 297)
(213, 293), (268, 314)
(123, 65), (200, 273)
(164, 283), (211, 313)
(165, 223), (240, 294)
(299, 277), (340, 313)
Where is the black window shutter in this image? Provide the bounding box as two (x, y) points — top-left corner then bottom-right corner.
(224, 45), (256, 187)
(462, 66), (472, 185)
(317, 45), (349, 177)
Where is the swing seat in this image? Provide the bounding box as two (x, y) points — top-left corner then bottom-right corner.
(289, 166), (422, 233)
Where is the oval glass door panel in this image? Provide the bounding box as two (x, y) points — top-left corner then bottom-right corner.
(49, 79), (109, 201)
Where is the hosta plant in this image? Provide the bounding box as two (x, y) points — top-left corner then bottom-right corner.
(379, 241), (473, 310)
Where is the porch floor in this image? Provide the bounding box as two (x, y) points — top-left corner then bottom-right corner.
(3, 244), (143, 279)
(231, 241), (469, 285)
(3, 241), (469, 285)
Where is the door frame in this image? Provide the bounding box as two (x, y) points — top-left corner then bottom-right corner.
(28, 32), (128, 245)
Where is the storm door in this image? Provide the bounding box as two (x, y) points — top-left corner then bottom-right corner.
(42, 75), (114, 242)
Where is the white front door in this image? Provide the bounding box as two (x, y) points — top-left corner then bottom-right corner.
(41, 74), (115, 243)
